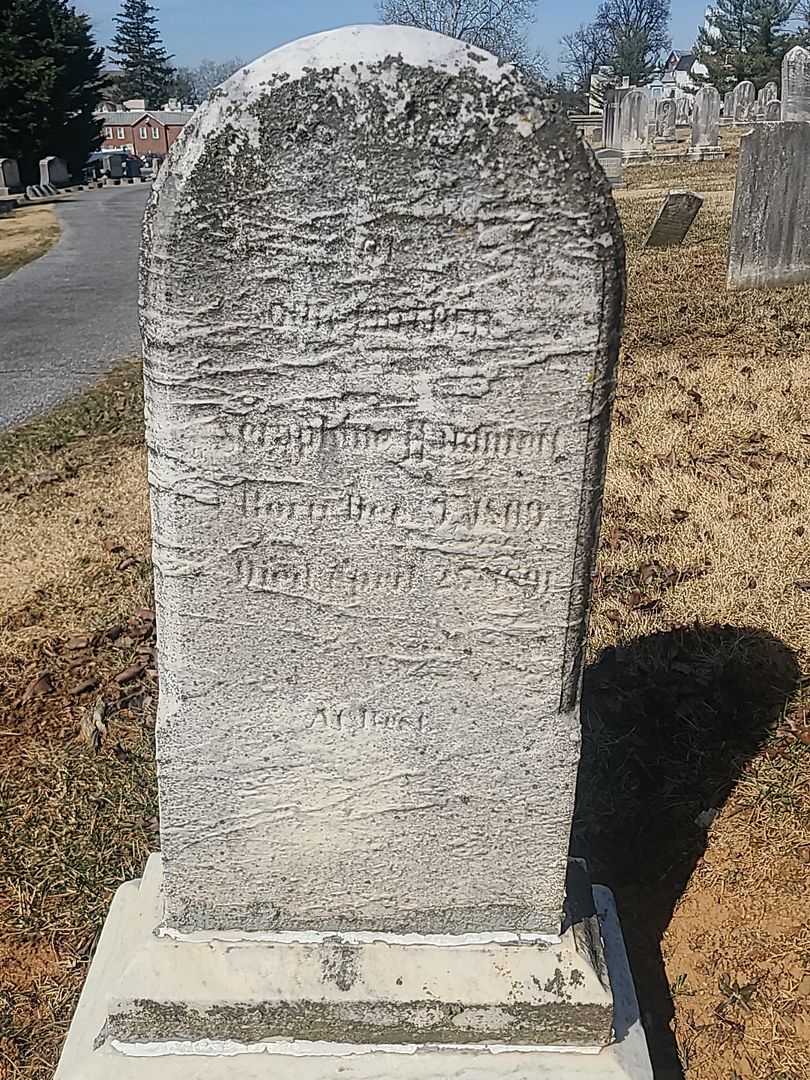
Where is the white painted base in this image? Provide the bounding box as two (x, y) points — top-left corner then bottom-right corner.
(55, 864), (653, 1079)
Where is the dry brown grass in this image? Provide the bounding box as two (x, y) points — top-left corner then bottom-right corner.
(0, 150), (808, 1080)
(0, 206), (60, 279)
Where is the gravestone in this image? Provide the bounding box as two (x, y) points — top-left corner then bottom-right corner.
(0, 157), (21, 196)
(728, 122), (810, 289)
(596, 146), (625, 188)
(734, 80), (755, 123)
(618, 87), (650, 162)
(723, 89), (734, 119)
(766, 99), (781, 120)
(781, 45), (810, 121)
(603, 85), (629, 149)
(675, 94), (692, 125)
(758, 80), (778, 108)
(644, 190), (704, 248)
(39, 155), (70, 187)
(655, 97), (676, 142)
(55, 24), (652, 1080)
(688, 85), (724, 160)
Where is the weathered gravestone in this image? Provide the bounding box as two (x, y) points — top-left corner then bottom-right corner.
(0, 157), (21, 196)
(766, 99), (782, 120)
(644, 190), (704, 248)
(596, 147), (625, 188)
(723, 89), (734, 120)
(675, 94), (692, 125)
(655, 97), (676, 142)
(728, 122), (810, 289)
(55, 25), (653, 1080)
(603, 85), (630, 149)
(619, 87), (650, 162)
(758, 81), (778, 109)
(39, 155), (70, 187)
(781, 45), (810, 121)
(688, 85), (724, 161)
(734, 79), (755, 123)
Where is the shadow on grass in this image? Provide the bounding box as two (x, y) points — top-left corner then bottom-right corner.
(574, 624), (800, 1079)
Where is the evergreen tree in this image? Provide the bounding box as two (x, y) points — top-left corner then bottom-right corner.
(110, 0), (174, 106)
(695, 0), (796, 91)
(0, 0), (104, 184)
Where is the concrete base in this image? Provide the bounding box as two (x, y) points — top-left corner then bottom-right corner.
(687, 146), (725, 161)
(56, 856), (652, 1078)
(621, 150), (650, 165)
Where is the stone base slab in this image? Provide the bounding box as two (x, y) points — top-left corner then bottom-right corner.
(687, 147), (725, 161)
(621, 150), (650, 165)
(56, 857), (652, 1078)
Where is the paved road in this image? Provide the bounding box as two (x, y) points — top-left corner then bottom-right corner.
(0, 183), (151, 429)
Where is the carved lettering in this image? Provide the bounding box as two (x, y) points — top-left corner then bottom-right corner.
(306, 706), (427, 735)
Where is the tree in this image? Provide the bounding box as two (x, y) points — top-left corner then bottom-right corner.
(109, 0), (175, 106)
(593, 0), (672, 84)
(170, 57), (246, 105)
(377, 1), (547, 82)
(560, 23), (610, 104)
(695, 0), (796, 91)
(0, 0), (104, 184)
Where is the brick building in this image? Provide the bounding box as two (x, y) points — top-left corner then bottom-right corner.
(97, 104), (192, 160)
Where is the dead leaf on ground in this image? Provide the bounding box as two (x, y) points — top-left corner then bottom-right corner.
(115, 663), (146, 685)
(19, 671), (54, 703)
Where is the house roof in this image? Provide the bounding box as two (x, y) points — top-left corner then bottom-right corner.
(99, 110), (191, 126)
(674, 53), (695, 72)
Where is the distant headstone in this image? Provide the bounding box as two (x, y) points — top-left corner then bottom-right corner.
(655, 97), (676, 141)
(765, 99), (781, 120)
(675, 95), (692, 125)
(723, 90), (734, 118)
(688, 85), (724, 161)
(0, 157), (21, 196)
(602, 85), (629, 149)
(758, 81), (778, 108)
(644, 190), (704, 248)
(596, 146), (625, 187)
(39, 156), (70, 187)
(729, 123), (810, 289)
(618, 87), (650, 161)
(55, 24), (654, 1080)
(733, 80), (755, 123)
(781, 45), (810, 121)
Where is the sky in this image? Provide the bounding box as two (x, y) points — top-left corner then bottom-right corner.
(77, 1), (712, 75)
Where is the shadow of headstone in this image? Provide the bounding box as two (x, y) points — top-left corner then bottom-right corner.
(575, 624), (800, 1078)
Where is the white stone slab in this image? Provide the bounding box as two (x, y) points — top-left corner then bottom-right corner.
(55, 859), (652, 1079)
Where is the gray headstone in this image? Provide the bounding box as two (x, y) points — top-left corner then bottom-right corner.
(758, 80), (778, 107)
(690, 85), (721, 148)
(781, 45), (810, 121)
(675, 95), (692, 125)
(656, 97), (676, 139)
(141, 24), (625, 939)
(723, 90), (734, 118)
(644, 190), (704, 248)
(596, 147), (624, 187)
(618, 88), (649, 158)
(39, 155), (70, 187)
(766, 98), (781, 120)
(734, 80), (755, 123)
(0, 157), (21, 195)
(728, 122), (810, 289)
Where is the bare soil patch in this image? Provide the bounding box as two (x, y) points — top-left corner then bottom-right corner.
(0, 205), (60, 279)
(0, 148), (808, 1080)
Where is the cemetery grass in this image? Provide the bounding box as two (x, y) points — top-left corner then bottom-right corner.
(0, 156), (808, 1079)
(0, 206), (60, 279)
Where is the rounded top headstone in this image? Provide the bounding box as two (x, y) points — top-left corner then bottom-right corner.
(139, 24), (624, 936)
